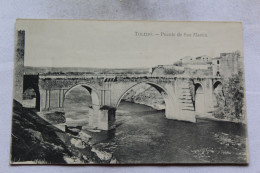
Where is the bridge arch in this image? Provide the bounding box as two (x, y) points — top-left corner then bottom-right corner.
(23, 75), (40, 111)
(64, 83), (100, 107)
(213, 81), (223, 91)
(194, 83), (204, 114)
(115, 81), (174, 113)
(213, 81), (224, 108)
(23, 87), (40, 111)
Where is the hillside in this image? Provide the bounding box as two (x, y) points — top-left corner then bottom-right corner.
(10, 100), (115, 164)
(24, 66), (150, 75)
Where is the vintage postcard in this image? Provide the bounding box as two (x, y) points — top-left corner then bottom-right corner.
(11, 19), (248, 164)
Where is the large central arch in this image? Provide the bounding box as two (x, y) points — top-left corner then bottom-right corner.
(115, 81), (175, 119)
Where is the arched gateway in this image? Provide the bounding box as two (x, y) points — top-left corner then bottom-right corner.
(25, 74), (222, 130)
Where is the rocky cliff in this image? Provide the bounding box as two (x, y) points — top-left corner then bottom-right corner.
(11, 100), (116, 164)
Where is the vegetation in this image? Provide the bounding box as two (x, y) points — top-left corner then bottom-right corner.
(213, 71), (245, 121)
(164, 68), (184, 75)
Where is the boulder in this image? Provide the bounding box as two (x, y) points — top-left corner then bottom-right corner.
(24, 129), (43, 142)
(78, 131), (91, 142)
(91, 147), (112, 161)
(70, 138), (85, 149)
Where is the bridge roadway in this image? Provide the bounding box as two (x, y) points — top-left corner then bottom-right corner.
(24, 74), (223, 130)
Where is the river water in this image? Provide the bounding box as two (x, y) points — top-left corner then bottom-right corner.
(83, 101), (247, 164)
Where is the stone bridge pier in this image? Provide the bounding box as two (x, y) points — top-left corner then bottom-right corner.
(24, 75), (223, 131)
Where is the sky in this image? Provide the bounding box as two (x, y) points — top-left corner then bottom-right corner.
(16, 20), (243, 68)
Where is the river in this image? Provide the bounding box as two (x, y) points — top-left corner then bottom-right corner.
(82, 101), (247, 164)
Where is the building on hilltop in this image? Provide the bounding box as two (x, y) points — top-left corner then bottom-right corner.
(181, 55), (212, 66)
(212, 52), (241, 77)
(151, 52), (241, 77)
(181, 55), (213, 76)
(151, 55), (212, 76)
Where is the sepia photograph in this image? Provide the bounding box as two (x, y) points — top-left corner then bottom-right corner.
(10, 20), (248, 164)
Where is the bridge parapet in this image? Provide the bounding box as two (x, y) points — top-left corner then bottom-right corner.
(39, 73), (223, 79)
(38, 74), (223, 91)
(39, 75), (104, 90)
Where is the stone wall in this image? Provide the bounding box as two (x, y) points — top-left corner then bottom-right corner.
(220, 53), (239, 77)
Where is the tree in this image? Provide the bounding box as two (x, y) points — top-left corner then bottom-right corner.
(213, 70), (245, 120)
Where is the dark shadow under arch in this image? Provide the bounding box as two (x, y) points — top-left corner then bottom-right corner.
(23, 75), (40, 111)
(23, 87), (40, 111)
(213, 81), (224, 108)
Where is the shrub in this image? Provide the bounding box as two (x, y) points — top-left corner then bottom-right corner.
(213, 71), (245, 120)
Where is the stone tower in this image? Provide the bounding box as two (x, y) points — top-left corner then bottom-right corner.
(13, 30), (25, 103)
(220, 53), (239, 77)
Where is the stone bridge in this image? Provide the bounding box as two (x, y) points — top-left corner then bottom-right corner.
(23, 74), (223, 130)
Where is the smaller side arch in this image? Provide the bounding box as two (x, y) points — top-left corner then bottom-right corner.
(194, 81), (204, 91)
(213, 81), (223, 90)
(23, 87), (40, 111)
(23, 75), (40, 111)
(64, 83), (100, 107)
(213, 81), (224, 108)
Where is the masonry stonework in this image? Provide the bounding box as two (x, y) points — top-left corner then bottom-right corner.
(23, 74), (223, 130)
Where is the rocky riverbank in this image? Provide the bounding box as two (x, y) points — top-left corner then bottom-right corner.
(11, 100), (117, 164)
